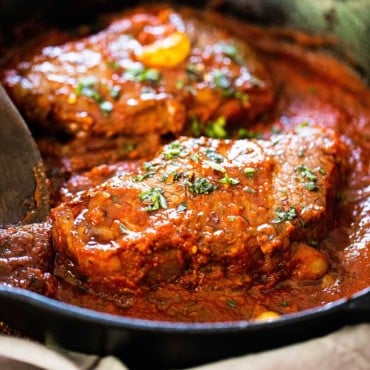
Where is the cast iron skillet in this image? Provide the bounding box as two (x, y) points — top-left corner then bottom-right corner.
(0, 1), (369, 369)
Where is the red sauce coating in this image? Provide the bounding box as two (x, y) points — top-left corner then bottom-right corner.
(1, 7), (369, 323)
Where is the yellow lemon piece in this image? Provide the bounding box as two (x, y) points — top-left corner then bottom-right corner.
(136, 31), (191, 68)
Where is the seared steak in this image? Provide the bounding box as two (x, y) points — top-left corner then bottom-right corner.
(51, 126), (347, 295)
(2, 7), (273, 138)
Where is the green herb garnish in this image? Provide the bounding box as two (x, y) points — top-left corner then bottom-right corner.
(219, 174), (239, 185)
(218, 43), (238, 60)
(226, 299), (237, 308)
(318, 167), (326, 175)
(123, 66), (162, 84)
(122, 143), (136, 153)
(119, 224), (132, 234)
(203, 160), (226, 173)
(75, 76), (100, 99)
(238, 128), (262, 140)
(109, 85), (121, 100)
(162, 141), (188, 160)
(139, 187), (168, 212)
(203, 149), (225, 163)
(188, 177), (217, 195)
(295, 165), (318, 191)
(244, 167), (256, 177)
(186, 63), (204, 81)
(211, 69), (232, 90)
(191, 117), (202, 137)
(161, 171), (183, 184)
(134, 172), (155, 182)
(204, 117), (228, 139)
(177, 201), (188, 212)
(233, 91), (249, 103)
(142, 162), (157, 171)
(107, 60), (120, 70)
(76, 77), (114, 116)
(272, 206), (297, 224)
(243, 186), (257, 194)
(176, 79), (185, 89)
(99, 101), (113, 117)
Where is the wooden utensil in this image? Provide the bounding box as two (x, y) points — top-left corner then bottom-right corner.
(0, 84), (49, 227)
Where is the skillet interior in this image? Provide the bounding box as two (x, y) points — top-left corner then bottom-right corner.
(0, 0), (369, 369)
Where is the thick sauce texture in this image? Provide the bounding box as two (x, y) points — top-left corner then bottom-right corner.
(1, 7), (369, 322)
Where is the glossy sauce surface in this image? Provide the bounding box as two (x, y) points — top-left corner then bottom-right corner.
(1, 7), (370, 323)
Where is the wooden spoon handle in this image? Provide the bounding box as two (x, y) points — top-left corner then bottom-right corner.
(0, 84), (49, 227)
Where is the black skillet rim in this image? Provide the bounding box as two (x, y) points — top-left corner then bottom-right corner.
(0, 284), (368, 333)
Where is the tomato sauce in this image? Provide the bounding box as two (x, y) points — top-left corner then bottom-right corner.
(1, 8), (369, 323)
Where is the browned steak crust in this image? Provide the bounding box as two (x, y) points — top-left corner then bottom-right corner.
(3, 7), (273, 138)
(51, 126), (347, 295)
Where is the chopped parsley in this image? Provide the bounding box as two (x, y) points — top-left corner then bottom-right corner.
(203, 160), (226, 173)
(109, 85), (121, 100)
(188, 177), (217, 195)
(233, 91), (250, 103)
(238, 129), (262, 140)
(218, 43), (238, 60)
(99, 101), (113, 117)
(226, 299), (237, 308)
(119, 224), (132, 234)
(295, 165), (317, 181)
(134, 161), (158, 182)
(305, 181), (318, 191)
(107, 60), (120, 70)
(121, 142), (136, 153)
(75, 76), (114, 116)
(219, 174), (239, 185)
(142, 162), (157, 171)
(210, 69), (249, 102)
(139, 187), (168, 212)
(186, 63), (204, 81)
(123, 66), (162, 84)
(134, 172), (155, 182)
(272, 206), (297, 224)
(211, 69), (232, 90)
(244, 167), (256, 177)
(75, 76), (100, 100)
(318, 167), (326, 175)
(243, 186), (257, 193)
(308, 240), (319, 247)
(203, 149), (225, 163)
(295, 165), (318, 192)
(177, 201), (188, 212)
(161, 171), (184, 184)
(162, 141), (188, 160)
(191, 117), (202, 137)
(191, 116), (228, 139)
(296, 121), (311, 131)
(204, 117), (228, 139)
(176, 79), (185, 89)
